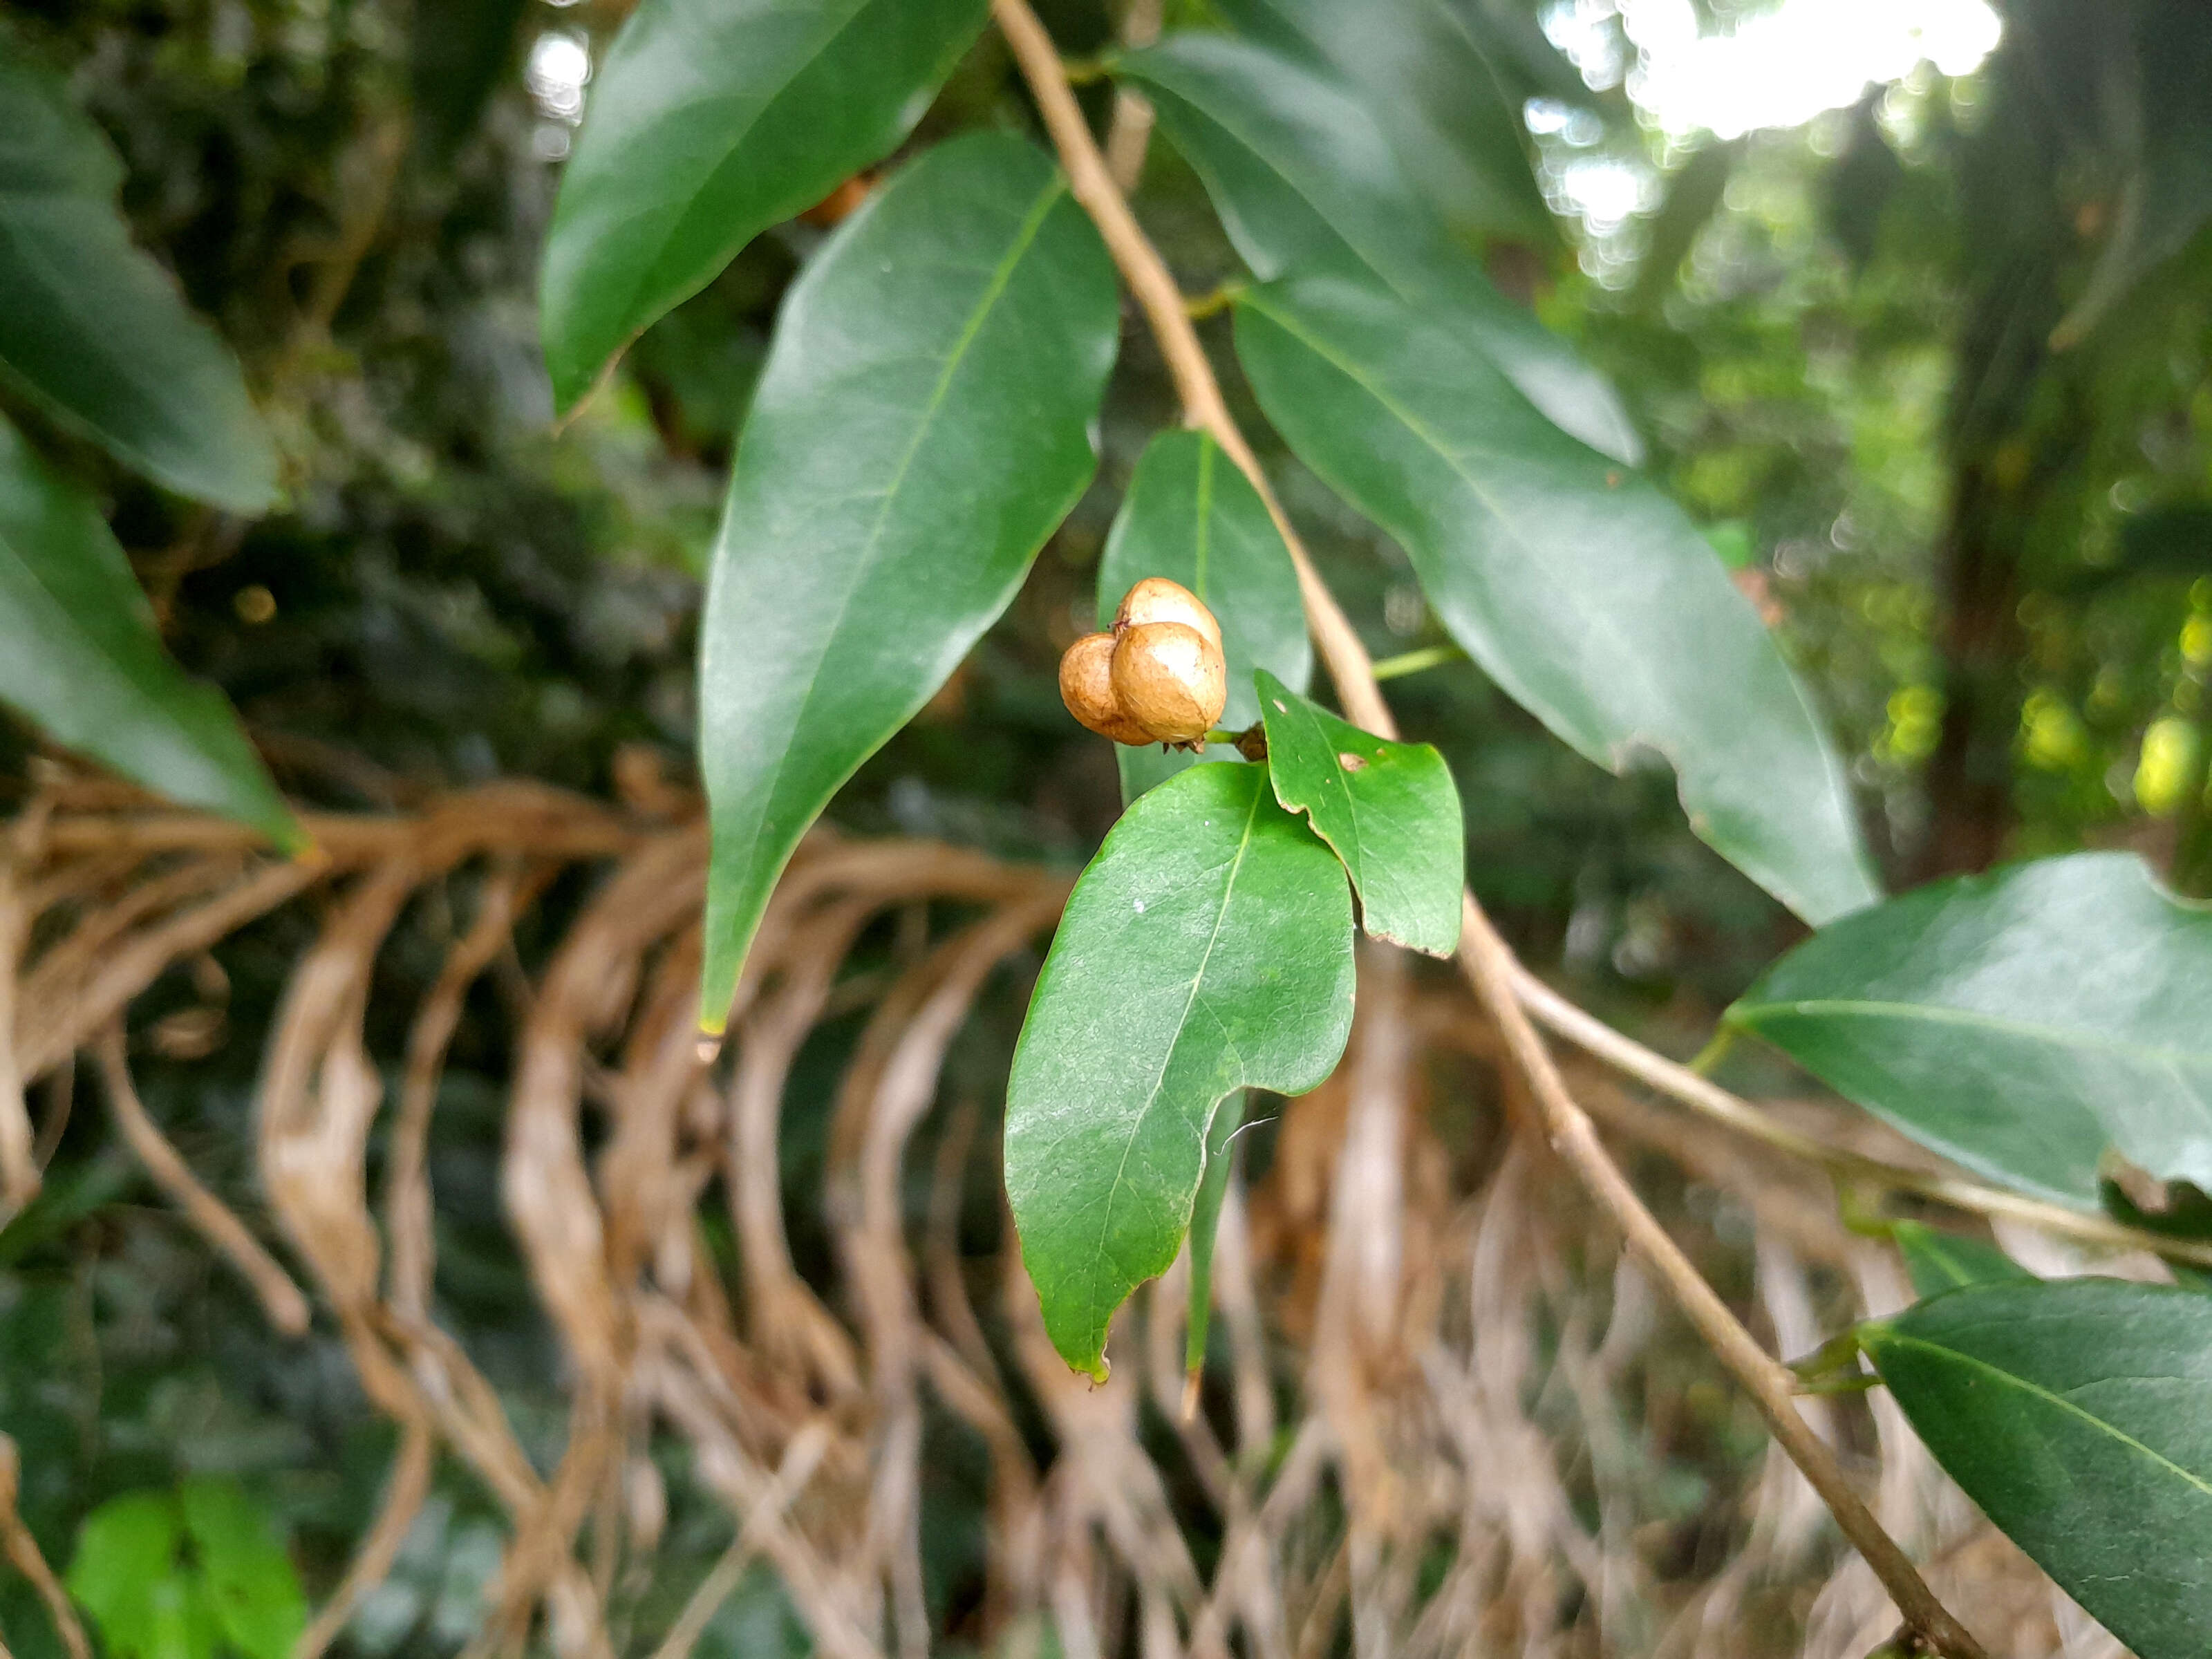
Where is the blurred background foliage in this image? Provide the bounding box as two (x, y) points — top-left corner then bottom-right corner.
(3, 0), (2210, 1652)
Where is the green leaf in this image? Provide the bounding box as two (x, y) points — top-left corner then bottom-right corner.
(1728, 853), (2212, 1208)
(1887, 1219), (2032, 1300)
(1214, 0), (1557, 243)
(1234, 273), (1878, 927)
(1005, 762), (1355, 1378)
(539, 0), (989, 413)
(1256, 671), (1462, 956)
(698, 135), (1118, 1027)
(1863, 1278), (2212, 1657)
(178, 1479), (306, 1659)
(1098, 430), (1311, 800)
(67, 1493), (185, 1657)
(0, 59), (277, 512)
(0, 416), (300, 848)
(1182, 1088), (1244, 1379)
(1116, 32), (1640, 465)
(66, 1492), (221, 1659)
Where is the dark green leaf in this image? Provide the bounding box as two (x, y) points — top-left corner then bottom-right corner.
(1257, 670), (1463, 955)
(1864, 1278), (2212, 1657)
(1888, 1219), (2032, 1299)
(1098, 430), (1311, 800)
(1234, 274), (1878, 926)
(1212, 0), (1557, 243)
(179, 1479), (306, 1659)
(0, 416), (299, 848)
(698, 135), (1118, 1027)
(1116, 32), (1640, 464)
(539, 0), (989, 413)
(0, 60), (277, 512)
(1728, 853), (2212, 1207)
(1006, 762), (1355, 1378)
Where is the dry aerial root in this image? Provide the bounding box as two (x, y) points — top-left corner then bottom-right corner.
(0, 765), (2116, 1659)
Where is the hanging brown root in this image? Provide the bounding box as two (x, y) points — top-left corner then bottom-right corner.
(0, 1434), (90, 1659)
(94, 1022), (312, 1335)
(1, 774), (2133, 1659)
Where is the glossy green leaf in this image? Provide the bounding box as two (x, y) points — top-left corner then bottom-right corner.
(1005, 762), (1355, 1378)
(1235, 274), (1877, 926)
(0, 59), (277, 512)
(1864, 1278), (2212, 1657)
(1887, 1219), (2032, 1300)
(1214, 0), (1556, 243)
(1729, 853), (2212, 1207)
(1116, 32), (1639, 465)
(0, 416), (299, 848)
(539, 0), (988, 413)
(698, 135), (1118, 1027)
(1098, 430), (1311, 800)
(1256, 671), (1462, 956)
(179, 1479), (307, 1659)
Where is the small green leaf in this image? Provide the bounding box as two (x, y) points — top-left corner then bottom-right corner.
(1728, 853), (2212, 1207)
(67, 1492), (185, 1656)
(539, 0), (989, 413)
(1887, 1219), (2032, 1299)
(179, 1479), (307, 1659)
(1864, 1278), (2212, 1658)
(0, 59), (277, 512)
(1116, 32), (1638, 464)
(1006, 762), (1355, 1378)
(66, 1491), (221, 1659)
(699, 135), (1118, 1027)
(1098, 430), (1311, 800)
(1214, 0), (1558, 244)
(1256, 671), (1462, 956)
(0, 416), (299, 848)
(1234, 273), (1877, 928)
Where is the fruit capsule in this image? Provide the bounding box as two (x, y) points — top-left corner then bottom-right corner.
(1058, 631), (1154, 744)
(1111, 619), (1226, 744)
(1114, 575), (1223, 654)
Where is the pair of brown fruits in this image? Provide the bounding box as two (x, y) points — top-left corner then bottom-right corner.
(1060, 577), (1228, 747)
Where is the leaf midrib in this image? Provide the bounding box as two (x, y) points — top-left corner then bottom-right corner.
(1872, 1328), (2212, 1501)
(1239, 288), (1667, 741)
(1736, 996), (2212, 1076)
(1088, 774), (1266, 1324)
(720, 174), (1069, 863)
(602, 0), (884, 339)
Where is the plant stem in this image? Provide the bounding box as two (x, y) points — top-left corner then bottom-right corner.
(991, 6), (1988, 1651)
(1369, 644), (1464, 682)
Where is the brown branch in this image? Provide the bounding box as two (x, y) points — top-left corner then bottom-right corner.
(1513, 967), (2212, 1270)
(990, 6), (1987, 1652)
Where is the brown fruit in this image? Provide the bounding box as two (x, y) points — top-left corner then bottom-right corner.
(1058, 632), (1153, 744)
(1114, 575), (1223, 654)
(1111, 620), (1226, 744)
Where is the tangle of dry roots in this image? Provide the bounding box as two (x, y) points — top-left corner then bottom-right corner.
(0, 771), (2129, 1659)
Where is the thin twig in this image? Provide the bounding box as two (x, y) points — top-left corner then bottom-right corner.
(989, 6), (1987, 1651)
(1512, 968), (2212, 1270)
(0, 1435), (90, 1659)
(96, 1023), (313, 1335)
